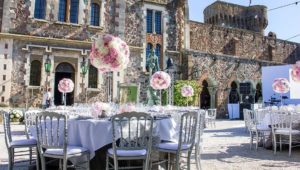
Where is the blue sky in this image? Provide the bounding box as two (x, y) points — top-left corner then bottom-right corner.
(189, 0), (300, 43)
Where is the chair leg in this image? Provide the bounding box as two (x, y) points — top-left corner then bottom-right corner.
(167, 153), (171, 170)
(29, 147), (32, 165)
(40, 156), (46, 170)
(86, 152), (90, 170)
(280, 135), (282, 152)
(63, 159), (67, 170)
(106, 155), (109, 170)
(187, 152), (191, 170)
(273, 134), (277, 155)
(289, 134), (292, 157)
(256, 132), (259, 150)
(250, 132), (253, 150)
(195, 146), (200, 170)
(8, 148), (13, 170)
(113, 157), (118, 170)
(35, 147), (40, 170)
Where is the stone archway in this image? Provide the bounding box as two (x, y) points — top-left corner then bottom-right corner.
(54, 62), (75, 106)
(200, 80), (210, 109)
(198, 73), (218, 109)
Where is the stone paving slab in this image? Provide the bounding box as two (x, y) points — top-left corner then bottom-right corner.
(1, 121), (300, 170)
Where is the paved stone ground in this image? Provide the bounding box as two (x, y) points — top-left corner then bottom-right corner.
(1, 121), (300, 170)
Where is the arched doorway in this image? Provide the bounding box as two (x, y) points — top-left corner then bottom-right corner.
(229, 82), (239, 103)
(200, 80), (211, 109)
(54, 62), (75, 106)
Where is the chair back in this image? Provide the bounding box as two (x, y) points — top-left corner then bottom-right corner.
(36, 111), (67, 157)
(270, 111), (292, 131)
(178, 112), (198, 151)
(244, 109), (256, 131)
(111, 112), (153, 153)
(206, 109), (217, 119)
(24, 110), (41, 139)
(195, 110), (205, 146)
(1, 111), (12, 148)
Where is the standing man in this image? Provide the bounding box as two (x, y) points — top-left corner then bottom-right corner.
(42, 88), (52, 109)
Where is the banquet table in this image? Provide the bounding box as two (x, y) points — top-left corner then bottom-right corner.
(30, 116), (177, 169)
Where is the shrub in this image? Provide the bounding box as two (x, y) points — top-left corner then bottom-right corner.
(174, 80), (202, 106)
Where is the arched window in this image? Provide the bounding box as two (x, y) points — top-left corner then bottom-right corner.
(58, 0), (79, 23)
(88, 65), (98, 88)
(146, 10), (153, 33)
(29, 60), (42, 86)
(34, 0), (46, 19)
(155, 11), (162, 34)
(91, 3), (100, 26)
(155, 44), (161, 65)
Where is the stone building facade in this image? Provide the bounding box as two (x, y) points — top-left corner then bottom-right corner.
(0, 0), (299, 117)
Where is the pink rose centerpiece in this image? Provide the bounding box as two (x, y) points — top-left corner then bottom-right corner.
(181, 85), (194, 97)
(291, 61), (300, 82)
(89, 34), (130, 72)
(272, 78), (290, 94)
(150, 71), (171, 90)
(58, 78), (74, 93)
(119, 103), (136, 114)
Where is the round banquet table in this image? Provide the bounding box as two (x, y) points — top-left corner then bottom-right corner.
(30, 117), (178, 169)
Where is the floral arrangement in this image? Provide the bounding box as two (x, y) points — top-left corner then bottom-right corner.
(91, 102), (110, 117)
(89, 34), (130, 72)
(58, 78), (74, 93)
(119, 103), (136, 114)
(272, 78), (290, 94)
(150, 71), (171, 90)
(291, 61), (300, 82)
(10, 110), (23, 122)
(181, 85), (194, 97)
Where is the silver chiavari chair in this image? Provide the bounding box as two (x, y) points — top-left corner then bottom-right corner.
(156, 111), (198, 170)
(271, 111), (300, 157)
(36, 111), (90, 170)
(106, 112), (153, 170)
(205, 109), (217, 128)
(1, 110), (39, 170)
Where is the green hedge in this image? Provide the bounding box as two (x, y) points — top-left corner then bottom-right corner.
(174, 80), (202, 106)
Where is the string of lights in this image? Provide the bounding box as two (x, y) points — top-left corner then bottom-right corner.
(268, 1), (299, 11)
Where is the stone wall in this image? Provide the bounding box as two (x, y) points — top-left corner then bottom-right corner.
(190, 21), (300, 64)
(185, 50), (262, 117)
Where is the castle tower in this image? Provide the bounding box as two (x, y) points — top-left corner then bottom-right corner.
(204, 1), (268, 34)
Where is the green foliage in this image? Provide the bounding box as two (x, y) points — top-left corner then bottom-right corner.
(174, 80), (202, 106)
(0, 103), (8, 107)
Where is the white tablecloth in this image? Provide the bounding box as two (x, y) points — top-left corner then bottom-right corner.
(228, 104), (240, 119)
(31, 118), (177, 159)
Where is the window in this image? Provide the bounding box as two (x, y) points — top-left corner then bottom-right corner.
(0, 0), (3, 32)
(1, 96), (4, 102)
(29, 60), (42, 86)
(155, 44), (161, 64)
(58, 0), (67, 22)
(3, 64), (6, 70)
(34, 0), (46, 19)
(146, 10), (153, 33)
(2, 86), (4, 92)
(3, 75), (6, 80)
(146, 43), (153, 59)
(91, 3), (100, 26)
(88, 65), (98, 88)
(4, 54), (7, 59)
(70, 0), (79, 23)
(4, 43), (8, 49)
(155, 11), (162, 34)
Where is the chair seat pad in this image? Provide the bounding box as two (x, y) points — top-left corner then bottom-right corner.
(255, 125), (270, 131)
(108, 148), (147, 157)
(158, 142), (191, 151)
(10, 139), (37, 146)
(275, 129), (300, 135)
(45, 146), (88, 156)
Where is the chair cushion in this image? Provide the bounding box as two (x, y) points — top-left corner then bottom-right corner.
(108, 148), (147, 157)
(45, 146), (88, 156)
(10, 139), (37, 146)
(158, 142), (191, 151)
(275, 129), (300, 135)
(255, 125), (270, 131)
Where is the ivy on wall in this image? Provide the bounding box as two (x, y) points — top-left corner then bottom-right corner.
(174, 80), (202, 106)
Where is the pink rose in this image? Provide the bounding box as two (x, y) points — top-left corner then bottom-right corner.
(272, 78), (290, 94)
(291, 61), (300, 82)
(58, 78), (74, 93)
(150, 71), (171, 90)
(181, 85), (194, 97)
